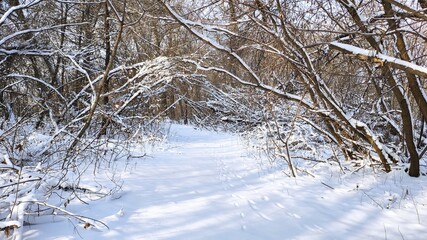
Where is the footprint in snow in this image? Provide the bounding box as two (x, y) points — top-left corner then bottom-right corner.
(231, 194), (244, 199)
(275, 203), (285, 209)
(116, 208), (124, 217)
(288, 213), (301, 219)
(248, 199), (273, 221)
(258, 212), (273, 221)
(248, 199), (258, 210)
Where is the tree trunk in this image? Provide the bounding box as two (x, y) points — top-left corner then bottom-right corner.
(338, 0), (420, 176)
(99, 2), (112, 137)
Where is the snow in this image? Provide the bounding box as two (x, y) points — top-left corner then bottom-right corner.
(21, 124), (427, 239)
(330, 42), (427, 78)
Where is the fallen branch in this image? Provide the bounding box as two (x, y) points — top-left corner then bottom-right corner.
(29, 201), (110, 230)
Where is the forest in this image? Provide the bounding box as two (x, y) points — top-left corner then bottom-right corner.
(1, 0), (427, 239)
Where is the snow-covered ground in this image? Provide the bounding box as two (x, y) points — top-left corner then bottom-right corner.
(23, 124), (427, 239)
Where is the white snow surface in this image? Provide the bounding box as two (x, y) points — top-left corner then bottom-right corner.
(23, 124), (427, 240)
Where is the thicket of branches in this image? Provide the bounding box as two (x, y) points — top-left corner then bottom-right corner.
(1, 0), (427, 237)
(156, 0), (427, 178)
(0, 1), (208, 237)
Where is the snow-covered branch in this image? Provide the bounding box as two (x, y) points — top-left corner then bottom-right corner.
(330, 42), (427, 78)
(0, 23), (88, 47)
(6, 74), (67, 103)
(0, 0), (42, 26)
(158, 0), (262, 86)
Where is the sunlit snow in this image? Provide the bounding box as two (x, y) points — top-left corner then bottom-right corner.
(23, 124), (427, 240)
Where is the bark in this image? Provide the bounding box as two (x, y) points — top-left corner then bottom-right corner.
(382, 1), (427, 124)
(419, 0), (427, 13)
(99, 1), (112, 137)
(382, 1), (421, 176)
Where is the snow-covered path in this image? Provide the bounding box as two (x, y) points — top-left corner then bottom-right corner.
(24, 125), (427, 240)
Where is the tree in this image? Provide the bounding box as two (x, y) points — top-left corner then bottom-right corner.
(0, 1), (206, 236)
(157, 0), (427, 177)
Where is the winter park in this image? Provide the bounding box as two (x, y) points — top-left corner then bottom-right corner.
(1, 0), (427, 239)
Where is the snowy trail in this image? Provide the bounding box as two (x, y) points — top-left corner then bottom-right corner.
(24, 125), (427, 240)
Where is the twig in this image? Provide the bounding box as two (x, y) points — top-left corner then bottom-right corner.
(0, 178), (42, 190)
(321, 182), (334, 189)
(361, 189), (383, 209)
(384, 224), (387, 240)
(398, 226), (405, 240)
(408, 190), (421, 224)
(350, 162), (368, 174)
(28, 201), (110, 230)
(296, 167), (316, 178)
